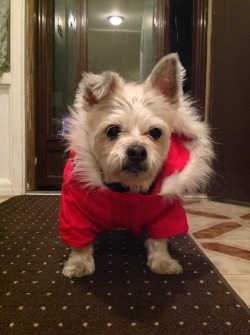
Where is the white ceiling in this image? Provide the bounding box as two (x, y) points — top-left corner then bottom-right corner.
(88, 0), (146, 32)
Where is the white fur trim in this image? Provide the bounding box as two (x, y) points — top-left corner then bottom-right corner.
(63, 54), (214, 194)
(160, 98), (214, 198)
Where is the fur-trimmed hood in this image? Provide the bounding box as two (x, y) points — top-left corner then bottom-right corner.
(63, 54), (213, 198)
(65, 99), (213, 199)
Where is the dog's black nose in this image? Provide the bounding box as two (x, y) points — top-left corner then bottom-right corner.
(126, 145), (147, 162)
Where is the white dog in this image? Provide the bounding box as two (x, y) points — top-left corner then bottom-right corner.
(58, 53), (213, 278)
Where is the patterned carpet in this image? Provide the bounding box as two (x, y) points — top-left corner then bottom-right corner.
(0, 195), (249, 335)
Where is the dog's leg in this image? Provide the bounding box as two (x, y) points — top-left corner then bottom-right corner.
(62, 243), (95, 278)
(145, 238), (182, 275)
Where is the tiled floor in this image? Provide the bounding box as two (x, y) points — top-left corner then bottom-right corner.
(0, 195), (249, 308)
(184, 199), (250, 308)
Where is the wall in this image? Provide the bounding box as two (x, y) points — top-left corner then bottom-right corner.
(87, 0), (144, 81)
(0, 0), (25, 195)
(139, 0), (157, 81)
(88, 30), (141, 80)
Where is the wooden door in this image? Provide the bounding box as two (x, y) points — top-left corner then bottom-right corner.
(208, 0), (250, 203)
(35, 0), (86, 190)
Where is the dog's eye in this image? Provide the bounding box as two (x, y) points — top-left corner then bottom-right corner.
(148, 128), (162, 140)
(106, 125), (121, 139)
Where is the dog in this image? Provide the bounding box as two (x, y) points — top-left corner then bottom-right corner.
(58, 53), (213, 278)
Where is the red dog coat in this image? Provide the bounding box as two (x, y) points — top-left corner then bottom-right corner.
(58, 135), (189, 249)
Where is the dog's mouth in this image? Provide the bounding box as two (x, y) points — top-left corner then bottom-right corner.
(122, 164), (147, 177)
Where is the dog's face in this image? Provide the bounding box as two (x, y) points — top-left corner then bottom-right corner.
(85, 86), (174, 193)
(72, 54), (185, 193)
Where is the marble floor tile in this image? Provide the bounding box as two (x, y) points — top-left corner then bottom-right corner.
(192, 221), (241, 239)
(216, 227), (250, 242)
(185, 208), (230, 220)
(200, 242), (250, 261)
(215, 203), (250, 218)
(223, 275), (250, 307)
(216, 239), (250, 251)
(241, 213), (250, 220)
(188, 220), (222, 234)
(187, 199), (250, 308)
(199, 250), (250, 275)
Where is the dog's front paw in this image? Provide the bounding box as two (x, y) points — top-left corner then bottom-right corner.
(147, 256), (183, 275)
(145, 238), (183, 275)
(62, 246), (95, 278)
(62, 256), (95, 278)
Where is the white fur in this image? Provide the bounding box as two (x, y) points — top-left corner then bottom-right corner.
(160, 99), (214, 198)
(66, 85), (175, 193)
(61, 53), (214, 278)
(145, 238), (182, 274)
(62, 244), (95, 278)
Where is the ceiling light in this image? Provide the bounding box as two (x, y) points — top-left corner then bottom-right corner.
(108, 16), (124, 26)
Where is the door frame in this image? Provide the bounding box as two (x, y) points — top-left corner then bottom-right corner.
(26, 0), (36, 191)
(27, 0), (208, 190)
(192, 0), (208, 112)
(33, 0), (87, 190)
(34, 0), (54, 189)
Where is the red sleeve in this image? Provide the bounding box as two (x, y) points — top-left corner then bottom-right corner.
(58, 156), (102, 248)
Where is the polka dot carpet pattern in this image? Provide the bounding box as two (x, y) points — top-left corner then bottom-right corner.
(0, 195), (249, 335)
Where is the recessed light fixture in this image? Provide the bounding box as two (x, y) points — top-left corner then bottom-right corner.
(108, 16), (124, 26)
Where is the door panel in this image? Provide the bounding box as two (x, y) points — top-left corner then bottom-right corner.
(208, 0), (250, 203)
(35, 0), (86, 189)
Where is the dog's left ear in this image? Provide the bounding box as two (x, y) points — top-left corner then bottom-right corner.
(81, 71), (121, 107)
(145, 53), (185, 105)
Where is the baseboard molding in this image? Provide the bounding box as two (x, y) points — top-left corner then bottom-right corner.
(0, 179), (13, 196)
(183, 193), (208, 199)
(26, 191), (61, 195)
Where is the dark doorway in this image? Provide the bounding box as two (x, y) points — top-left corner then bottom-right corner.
(169, 0), (193, 93)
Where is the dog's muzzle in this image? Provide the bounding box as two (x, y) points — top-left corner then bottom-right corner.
(122, 145), (148, 176)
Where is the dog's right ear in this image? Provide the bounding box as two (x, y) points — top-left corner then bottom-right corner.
(145, 53), (185, 105)
(79, 71), (121, 108)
